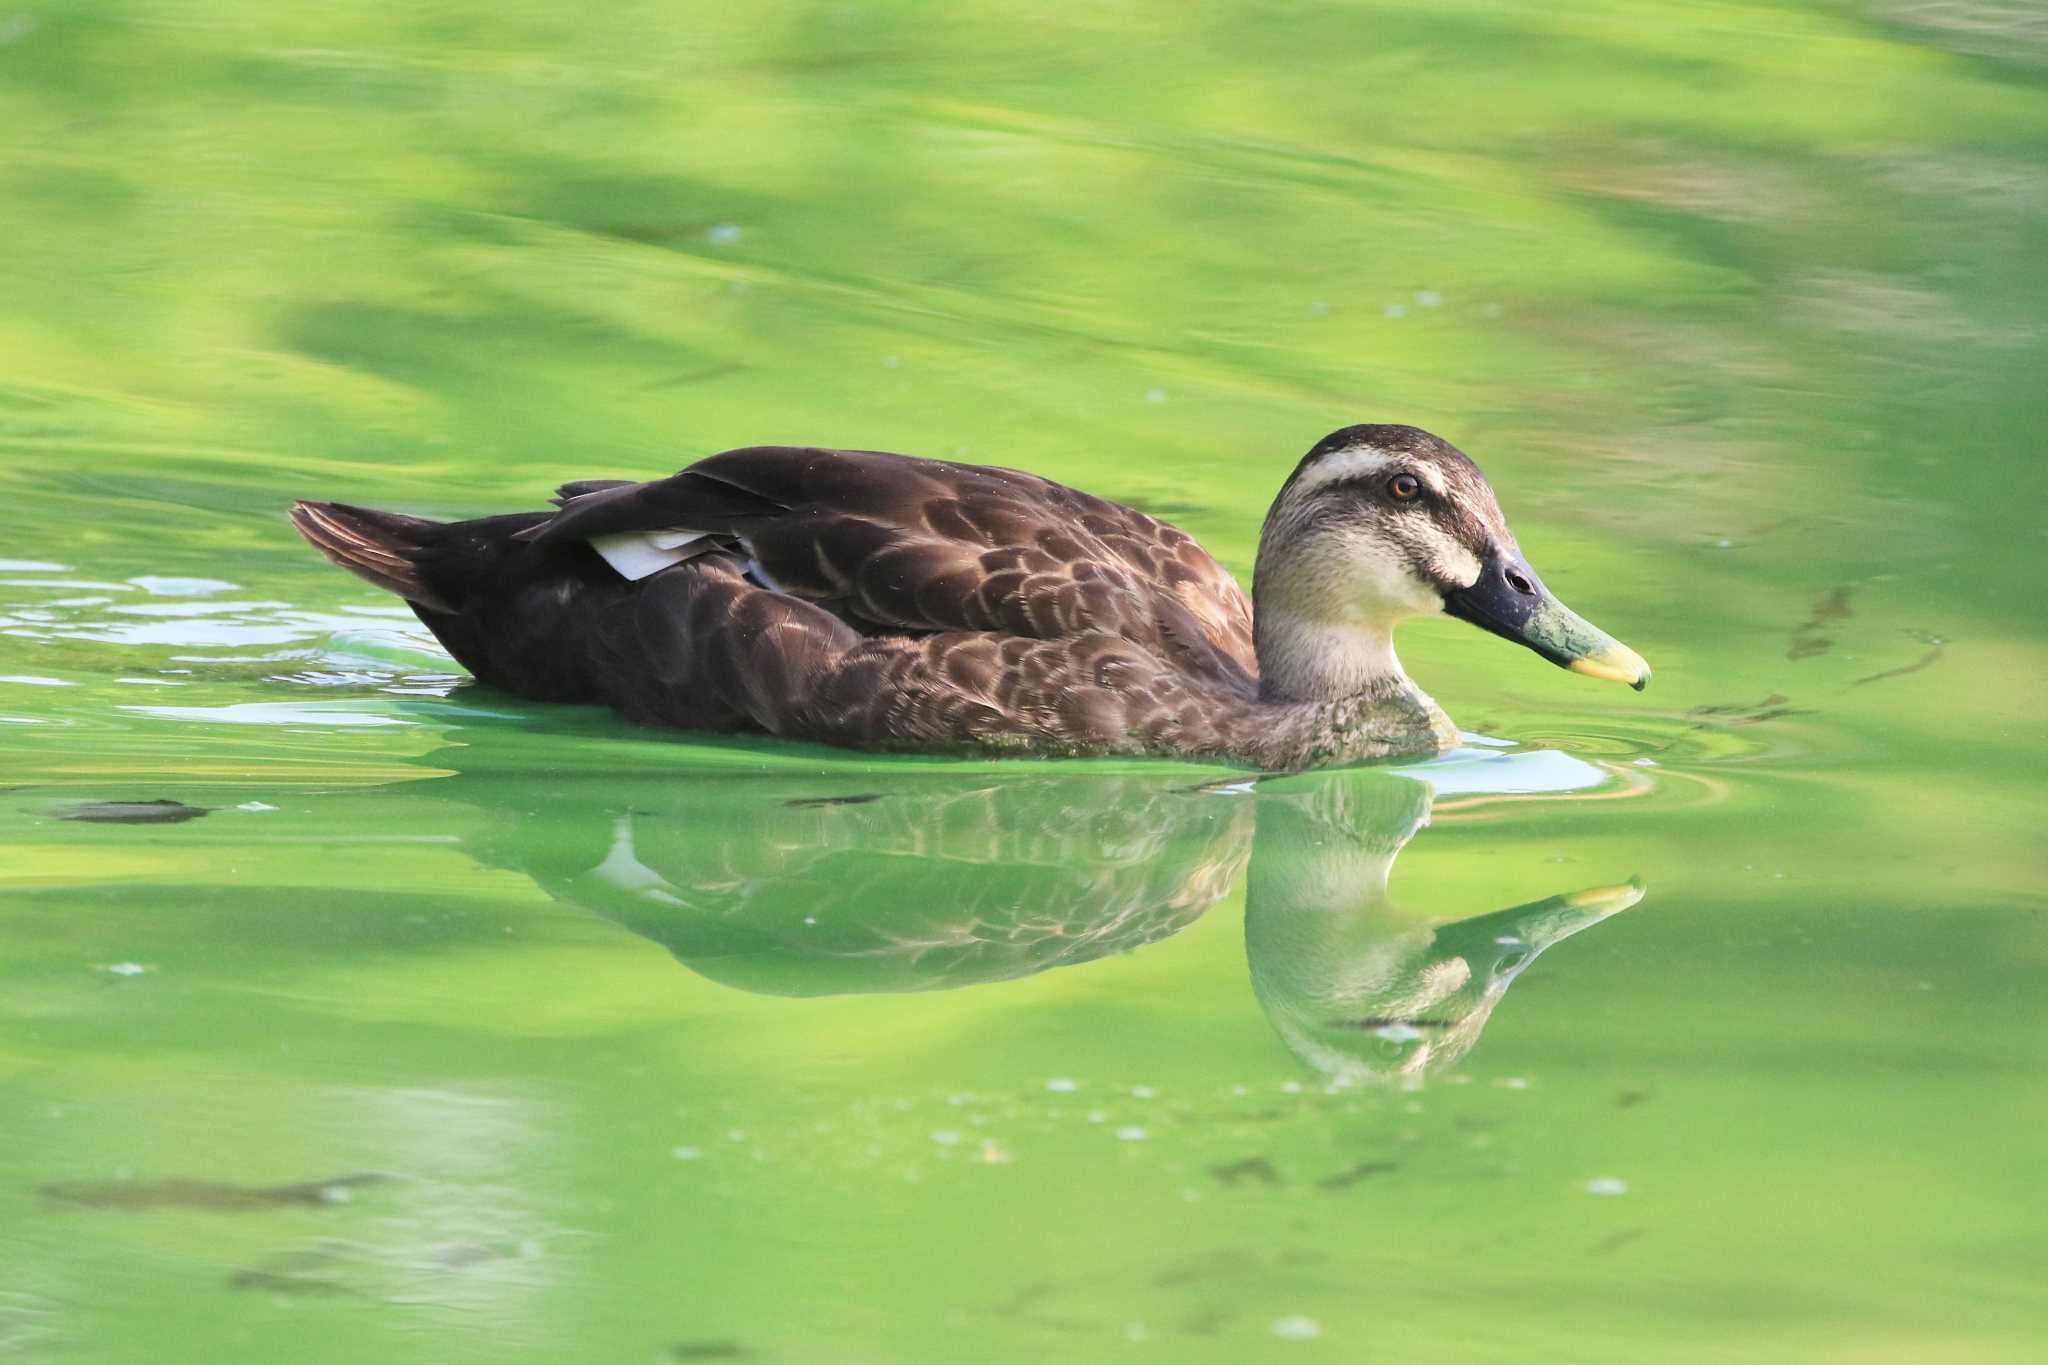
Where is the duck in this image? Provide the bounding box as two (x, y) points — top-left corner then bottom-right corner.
(290, 423), (1648, 768)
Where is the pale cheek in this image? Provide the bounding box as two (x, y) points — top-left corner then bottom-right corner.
(1433, 542), (1483, 591)
(1328, 539), (1441, 622)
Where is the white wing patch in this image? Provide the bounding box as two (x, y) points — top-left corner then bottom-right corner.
(584, 814), (685, 906)
(590, 529), (708, 581)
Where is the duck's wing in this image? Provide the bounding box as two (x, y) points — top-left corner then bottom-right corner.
(522, 446), (1259, 692)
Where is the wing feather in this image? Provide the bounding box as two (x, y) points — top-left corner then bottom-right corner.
(511, 445), (1258, 692)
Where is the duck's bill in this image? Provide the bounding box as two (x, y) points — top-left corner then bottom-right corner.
(1471, 878), (1647, 957)
(1558, 879), (1647, 918)
(1442, 560), (1651, 691)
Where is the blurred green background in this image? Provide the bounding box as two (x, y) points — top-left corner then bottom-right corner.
(2, 2), (2045, 1361)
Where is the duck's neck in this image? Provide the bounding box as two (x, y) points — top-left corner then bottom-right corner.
(1243, 531), (1457, 766)
(1251, 512), (1440, 706)
(1254, 612), (1411, 704)
(1236, 613), (1455, 768)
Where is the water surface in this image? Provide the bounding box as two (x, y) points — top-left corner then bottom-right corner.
(2, 3), (2045, 1361)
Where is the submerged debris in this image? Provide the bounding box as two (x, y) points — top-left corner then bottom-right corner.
(228, 1269), (367, 1297)
(228, 1243), (372, 1297)
(1317, 1160), (1396, 1190)
(60, 799), (208, 824)
(40, 1172), (389, 1212)
(1592, 1226), (1649, 1255)
(782, 793), (884, 808)
(1853, 631), (1946, 686)
(665, 1342), (759, 1361)
(1787, 586), (1852, 659)
(1209, 1157), (1280, 1187)
(1686, 694), (1812, 725)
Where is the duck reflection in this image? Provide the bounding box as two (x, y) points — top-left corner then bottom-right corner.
(457, 753), (1640, 1083)
(1243, 774), (1640, 1083)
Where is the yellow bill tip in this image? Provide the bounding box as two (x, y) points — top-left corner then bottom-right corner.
(1561, 879), (1647, 917)
(1568, 642), (1651, 691)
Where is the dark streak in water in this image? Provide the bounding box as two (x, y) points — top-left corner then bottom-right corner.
(1690, 693), (1786, 716)
(40, 1172), (389, 1211)
(642, 362), (748, 392)
(665, 1343), (760, 1361)
(1592, 1225), (1649, 1255)
(1852, 633), (1945, 686)
(1787, 586), (1853, 660)
(228, 1269), (368, 1297)
(434, 1242), (504, 1269)
(783, 792), (885, 808)
(981, 1280), (1091, 1333)
(1687, 693), (1813, 726)
(1317, 1160), (1397, 1190)
(586, 220), (732, 247)
(60, 799), (209, 824)
(1727, 707), (1811, 725)
(1209, 1156), (1280, 1187)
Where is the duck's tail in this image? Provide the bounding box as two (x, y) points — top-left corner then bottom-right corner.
(288, 501), (452, 612)
(288, 497), (623, 705)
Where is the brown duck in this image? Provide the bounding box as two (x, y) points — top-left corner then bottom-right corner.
(290, 424), (1648, 768)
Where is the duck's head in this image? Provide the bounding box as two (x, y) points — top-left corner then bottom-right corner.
(1253, 423), (1650, 702)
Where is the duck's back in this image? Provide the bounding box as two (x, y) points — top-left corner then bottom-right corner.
(523, 446), (1256, 680)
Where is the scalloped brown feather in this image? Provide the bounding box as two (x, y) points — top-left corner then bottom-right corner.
(527, 447), (1257, 687)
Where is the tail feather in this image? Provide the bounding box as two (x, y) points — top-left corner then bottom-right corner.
(288, 500), (452, 612)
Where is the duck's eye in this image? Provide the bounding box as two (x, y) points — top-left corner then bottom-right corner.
(1388, 473), (1422, 501)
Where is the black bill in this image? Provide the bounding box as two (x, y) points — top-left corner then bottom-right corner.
(1443, 552), (1651, 690)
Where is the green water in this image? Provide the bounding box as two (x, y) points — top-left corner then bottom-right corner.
(3, 1), (2046, 1360)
